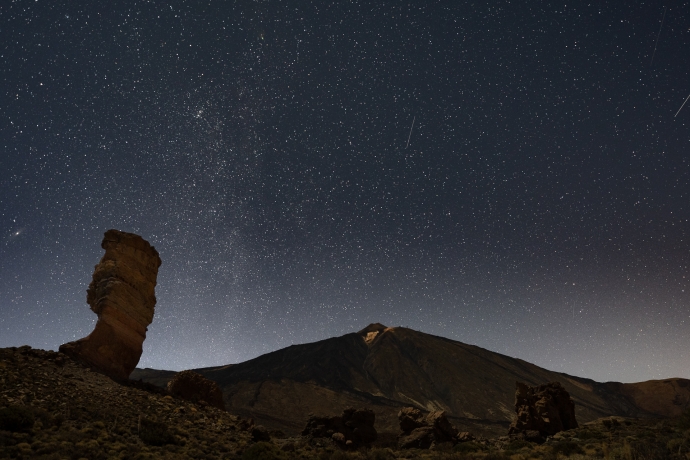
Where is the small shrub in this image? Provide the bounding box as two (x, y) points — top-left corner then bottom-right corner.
(28, 407), (52, 428)
(505, 439), (534, 452)
(576, 429), (604, 440)
(483, 451), (512, 460)
(71, 439), (107, 460)
(32, 453), (61, 460)
(329, 451), (353, 460)
(132, 453), (156, 460)
(138, 417), (176, 446)
(453, 441), (485, 453)
(0, 406), (35, 432)
(551, 441), (584, 456)
(628, 439), (671, 460)
(52, 413), (65, 428)
(677, 408), (690, 430)
(61, 428), (88, 444)
(367, 448), (395, 460)
(241, 441), (288, 460)
(668, 438), (684, 451)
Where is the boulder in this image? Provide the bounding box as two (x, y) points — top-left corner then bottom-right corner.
(59, 230), (161, 380)
(398, 406), (426, 433)
(399, 426), (435, 449)
(250, 425), (271, 442)
(302, 408), (376, 448)
(426, 410), (458, 442)
(167, 370), (226, 410)
(238, 418), (254, 431)
(457, 431), (475, 442)
(398, 407), (458, 449)
(508, 381), (578, 440)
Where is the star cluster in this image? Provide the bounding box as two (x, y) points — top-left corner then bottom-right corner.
(1, 0), (689, 382)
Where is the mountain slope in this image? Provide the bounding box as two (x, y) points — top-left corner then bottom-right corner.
(131, 324), (690, 437)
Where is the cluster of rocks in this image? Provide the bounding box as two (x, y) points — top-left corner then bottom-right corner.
(301, 405), (481, 451)
(397, 407), (483, 449)
(59, 229), (162, 381)
(397, 407), (469, 449)
(508, 381), (579, 443)
(167, 370), (226, 411)
(393, 381), (578, 450)
(302, 408), (377, 448)
(0, 346), (256, 459)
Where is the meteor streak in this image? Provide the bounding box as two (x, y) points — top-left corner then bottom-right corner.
(406, 116), (415, 149)
(675, 93), (690, 118)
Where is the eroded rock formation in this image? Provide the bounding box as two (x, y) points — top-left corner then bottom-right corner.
(302, 408), (377, 448)
(167, 370), (226, 410)
(508, 381), (578, 440)
(397, 407), (458, 449)
(59, 229), (161, 380)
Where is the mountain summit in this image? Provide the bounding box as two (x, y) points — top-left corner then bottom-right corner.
(132, 324), (690, 437)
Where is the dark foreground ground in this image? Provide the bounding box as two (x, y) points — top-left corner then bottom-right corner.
(1, 346), (689, 459)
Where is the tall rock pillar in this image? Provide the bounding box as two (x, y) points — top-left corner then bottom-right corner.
(60, 229), (162, 380)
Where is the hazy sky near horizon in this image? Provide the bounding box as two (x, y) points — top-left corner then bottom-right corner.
(1, 1), (689, 383)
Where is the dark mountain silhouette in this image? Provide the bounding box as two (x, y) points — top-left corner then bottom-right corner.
(131, 324), (690, 437)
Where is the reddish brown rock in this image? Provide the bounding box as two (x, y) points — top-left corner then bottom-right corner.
(59, 229), (161, 380)
(457, 431), (475, 442)
(167, 370), (226, 410)
(398, 406), (426, 433)
(508, 381), (578, 439)
(302, 408), (377, 448)
(397, 407), (458, 449)
(250, 425), (271, 442)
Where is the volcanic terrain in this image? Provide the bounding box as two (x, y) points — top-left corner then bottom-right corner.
(132, 323), (690, 438)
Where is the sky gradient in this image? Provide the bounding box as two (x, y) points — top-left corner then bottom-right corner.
(1, 0), (689, 383)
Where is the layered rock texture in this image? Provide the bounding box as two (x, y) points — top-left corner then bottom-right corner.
(508, 381), (578, 439)
(302, 408), (377, 448)
(60, 229), (161, 380)
(167, 370), (226, 410)
(397, 407), (458, 449)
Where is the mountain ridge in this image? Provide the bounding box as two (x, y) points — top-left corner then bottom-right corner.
(131, 324), (690, 437)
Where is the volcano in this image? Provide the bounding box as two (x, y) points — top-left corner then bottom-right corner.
(132, 323), (690, 437)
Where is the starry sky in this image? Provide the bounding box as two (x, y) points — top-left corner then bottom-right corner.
(1, 1), (689, 384)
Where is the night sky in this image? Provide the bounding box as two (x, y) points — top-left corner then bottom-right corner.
(1, 1), (689, 384)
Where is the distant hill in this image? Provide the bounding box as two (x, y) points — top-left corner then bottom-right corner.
(131, 323), (690, 437)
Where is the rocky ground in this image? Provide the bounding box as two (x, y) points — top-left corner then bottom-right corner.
(1, 346), (689, 460)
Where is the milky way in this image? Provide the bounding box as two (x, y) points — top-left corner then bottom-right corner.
(1, 1), (689, 383)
